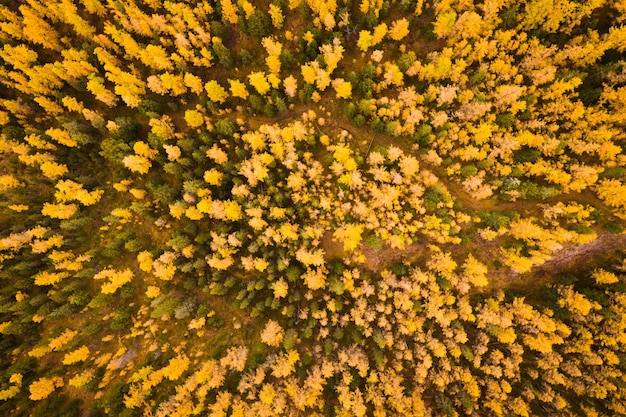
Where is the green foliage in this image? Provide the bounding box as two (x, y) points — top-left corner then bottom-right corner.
(247, 11), (272, 38)
(212, 42), (233, 68)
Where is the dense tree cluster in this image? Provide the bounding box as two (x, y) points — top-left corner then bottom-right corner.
(1, 0), (626, 416)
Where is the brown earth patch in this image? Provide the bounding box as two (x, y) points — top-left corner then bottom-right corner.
(320, 230), (427, 272)
(484, 232), (626, 294)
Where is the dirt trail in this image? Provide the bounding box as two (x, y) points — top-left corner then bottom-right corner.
(533, 233), (626, 275)
(320, 230), (427, 272)
(483, 233), (626, 293)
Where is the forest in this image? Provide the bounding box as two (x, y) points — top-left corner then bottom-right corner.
(1, 0), (626, 415)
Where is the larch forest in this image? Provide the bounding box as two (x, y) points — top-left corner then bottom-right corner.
(1, 0), (626, 416)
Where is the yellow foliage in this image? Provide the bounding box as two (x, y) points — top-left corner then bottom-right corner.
(593, 269), (619, 285)
(162, 355), (190, 381)
(462, 254), (488, 287)
(49, 329), (78, 351)
(333, 79), (352, 99)
(94, 268), (134, 294)
(302, 267), (327, 290)
(69, 371), (94, 388)
(283, 75), (298, 97)
(295, 247), (325, 267)
(269, 4), (284, 28)
(123, 155), (152, 174)
(28, 345), (51, 358)
(153, 260), (176, 280)
(46, 128), (77, 147)
(40, 161), (69, 178)
(184, 109), (204, 128)
(261, 319), (284, 347)
(333, 224), (364, 252)
(0, 373), (22, 401)
(0, 174), (20, 190)
(8, 204), (29, 212)
(558, 287), (600, 316)
(0, 322), (11, 334)
(206, 145), (229, 164)
(220, 0), (238, 23)
(204, 168), (223, 185)
(29, 377), (63, 401)
(134, 142), (157, 159)
(271, 279), (289, 298)
(372, 23), (388, 45)
(111, 208), (133, 220)
(228, 79), (249, 99)
(205, 80), (228, 103)
(129, 188), (146, 199)
(185, 205), (204, 220)
(62, 346), (90, 365)
(146, 286), (161, 298)
(301, 64), (316, 84)
(34, 271), (69, 286)
(357, 31), (373, 51)
(223, 200), (242, 221)
(248, 72), (271, 95)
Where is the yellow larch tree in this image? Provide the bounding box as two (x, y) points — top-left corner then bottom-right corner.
(19, 5), (61, 51)
(41, 202), (78, 219)
(229, 79), (249, 99)
(205, 80), (228, 103)
(123, 155), (152, 174)
(40, 161), (69, 179)
(94, 268), (134, 294)
(357, 30), (373, 51)
(34, 271), (69, 286)
(62, 346), (90, 365)
(162, 355), (190, 381)
(462, 254), (489, 287)
(261, 320), (284, 347)
(332, 79), (352, 99)
(269, 4), (284, 28)
(333, 224), (364, 252)
(248, 72), (271, 95)
(184, 109), (204, 128)
(220, 0), (239, 23)
(283, 75), (298, 97)
(29, 377), (64, 401)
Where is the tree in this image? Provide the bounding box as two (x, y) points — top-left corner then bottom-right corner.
(123, 155), (151, 174)
(333, 224), (364, 251)
(220, 0), (239, 24)
(162, 355), (190, 381)
(19, 5), (61, 51)
(212, 40), (233, 68)
(229, 79), (249, 99)
(247, 10), (272, 38)
(333, 79), (352, 99)
(94, 268), (134, 294)
(283, 75), (298, 97)
(41, 203), (78, 219)
(261, 320), (284, 347)
(593, 269), (619, 285)
(205, 80), (228, 103)
(29, 377), (64, 400)
(62, 346), (90, 365)
(269, 4), (284, 29)
(184, 110), (204, 128)
(357, 30), (373, 51)
(248, 72), (271, 95)
(462, 254), (488, 287)
(40, 161), (69, 179)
